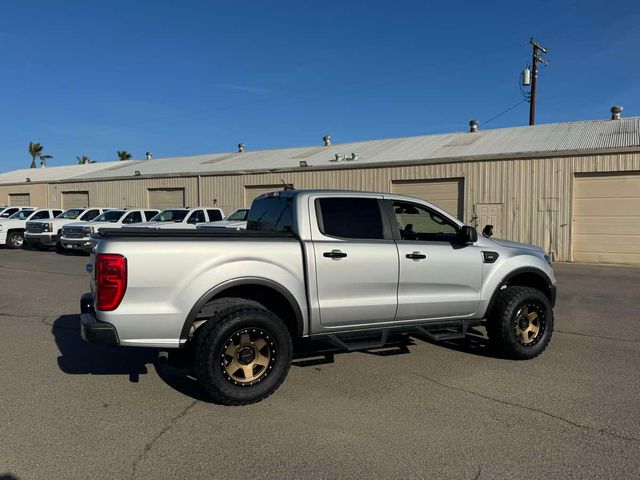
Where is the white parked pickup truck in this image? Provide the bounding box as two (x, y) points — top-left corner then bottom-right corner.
(130, 207), (224, 229)
(0, 208), (63, 248)
(60, 209), (160, 252)
(196, 208), (249, 231)
(0, 206), (35, 219)
(81, 189), (556, 405)
(25, 207), (113, 251)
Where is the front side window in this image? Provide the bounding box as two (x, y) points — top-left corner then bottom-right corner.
(31, 211), (50, 220)
(391, 201), (458, 242)
(317, 197), (384, 240)
(58, 209), (84, 220)
(94, 210), (125, 222)
(149, 210), (188, 222)
(187, 210), (206, 224)
(122, 211), (142, 224)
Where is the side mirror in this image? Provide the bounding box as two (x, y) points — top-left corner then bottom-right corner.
(482, 224), (494, 238)
(458, 225), (478, 244)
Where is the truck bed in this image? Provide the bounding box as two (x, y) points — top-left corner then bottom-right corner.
(95, 227), (295, 239)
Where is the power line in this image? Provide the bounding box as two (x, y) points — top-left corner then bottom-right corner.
(481, 99), (527, 127)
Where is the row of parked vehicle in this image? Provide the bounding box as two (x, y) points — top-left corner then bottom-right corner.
(0, 205), (250, 252)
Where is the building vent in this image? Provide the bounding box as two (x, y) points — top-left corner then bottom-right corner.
(611, 105), (623, 120)
(145, 151), (153, 160)
(469, 119), (479, 132)
(238, 143), (245, 152)
(323, 135), (331, 146)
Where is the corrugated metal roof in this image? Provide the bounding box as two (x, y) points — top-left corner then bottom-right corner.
(2, 118), (639, 185)
(0, 160), (139, 185)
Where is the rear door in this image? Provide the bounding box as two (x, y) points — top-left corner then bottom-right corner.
(310, 195), (399, 328)
(385, 199), (483, 320)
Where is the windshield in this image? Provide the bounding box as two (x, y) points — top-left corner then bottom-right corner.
(149, 209), (188, 222)
(58, 209), (84, 219)
(226, 209), (249, 221)
(93, 210), (125, 222)
(8, 210), (35, 220)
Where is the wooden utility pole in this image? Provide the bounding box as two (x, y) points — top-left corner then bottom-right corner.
(528, 38), (548, 125)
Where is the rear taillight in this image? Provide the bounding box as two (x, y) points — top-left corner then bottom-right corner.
(95, 254), (127, 311)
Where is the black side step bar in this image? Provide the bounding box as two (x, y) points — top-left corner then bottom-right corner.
(324, 320), (482, 353)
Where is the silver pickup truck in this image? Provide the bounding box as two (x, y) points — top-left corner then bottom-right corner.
(80, 189), (556, 405)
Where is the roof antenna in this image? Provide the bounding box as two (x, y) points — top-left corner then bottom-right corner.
(281, 179), (294, 190)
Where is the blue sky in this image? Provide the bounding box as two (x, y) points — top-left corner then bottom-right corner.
(0, 0), (638, 171)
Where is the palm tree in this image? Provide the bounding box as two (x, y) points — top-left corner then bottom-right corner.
(39, 154), (53, 167)
(28, 142), (43, 169)
(76, 155), (95, 165)
(117, 150), (133, 161)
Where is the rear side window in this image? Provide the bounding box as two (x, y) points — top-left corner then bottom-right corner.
(207, 209), (223, 222)
(317, 198), (384, 240)
(144, 211), (158, 221)
(53, 210), (63, 217)
(246, 196), (294, 233)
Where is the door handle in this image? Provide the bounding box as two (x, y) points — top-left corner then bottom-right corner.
(406, 251), (427, 260)
(323, 249), (347, 259)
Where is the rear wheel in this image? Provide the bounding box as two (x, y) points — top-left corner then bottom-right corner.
(194, 301), (292, 405)
(486, 286), (553, 360)
(7, 231), (25, 249)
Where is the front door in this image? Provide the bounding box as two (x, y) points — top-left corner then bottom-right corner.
(312, 196), (399, 328)
(388, 200), (483, 321)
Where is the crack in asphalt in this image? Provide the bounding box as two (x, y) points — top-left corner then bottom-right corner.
(40, 316), (78, 331)
(555, 329), (639, 344)
(130, 400), (198, 479)
(0, 264), (85, 278)
(411, 373), (640, 445)
(473, 466), (482, 480)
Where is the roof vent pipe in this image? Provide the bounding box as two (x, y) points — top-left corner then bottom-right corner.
(238, 143), (245, 153)
(610, 105), (623, 120)
(145, 151), (153, 160)
(469, 119), (479, 133)
(323, 135), (331, 146)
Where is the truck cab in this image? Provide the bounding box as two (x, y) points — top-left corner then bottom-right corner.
(130, 207), (224, 229)
(25, 207), (112, 251)
(1, 208), (63, 249)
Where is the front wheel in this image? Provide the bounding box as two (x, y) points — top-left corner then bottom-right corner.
(486, 286), (554, 360)
(194, 302), (292, 405)
(7, 231), (25, 249)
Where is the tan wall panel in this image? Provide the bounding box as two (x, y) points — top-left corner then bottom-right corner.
(0, 184), (48, 208)
(148, 188), (185, 209)
(8, 193), (31, 206)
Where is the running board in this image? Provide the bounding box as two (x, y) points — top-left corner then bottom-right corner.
(325, 320), (482, 352)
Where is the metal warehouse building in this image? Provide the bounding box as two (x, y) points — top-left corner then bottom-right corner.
(1, 115), (639, 265)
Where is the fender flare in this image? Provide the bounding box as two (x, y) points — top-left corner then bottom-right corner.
(484, 267), (556, 317)
(179, 277), (305, 343)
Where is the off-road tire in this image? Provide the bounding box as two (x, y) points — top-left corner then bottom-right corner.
(7, 231), (25, 249)
(486, 286), (553, 360)
(194, 300), (292, 405)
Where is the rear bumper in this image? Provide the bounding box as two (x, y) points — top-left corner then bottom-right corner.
(80, 292), (119, 345)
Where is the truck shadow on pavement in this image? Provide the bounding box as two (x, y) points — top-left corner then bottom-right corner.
(52, 315), (495, 402)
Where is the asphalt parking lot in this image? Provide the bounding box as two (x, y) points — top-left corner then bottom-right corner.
(1, 249), (639, 479)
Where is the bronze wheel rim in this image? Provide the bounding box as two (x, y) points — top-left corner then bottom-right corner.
(220, 328), (276, 386)
(514, 304), (545, 346)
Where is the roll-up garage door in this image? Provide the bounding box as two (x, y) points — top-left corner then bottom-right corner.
(8, 193), (30, 206)
(392, 179), (464, 219)
(62, 191), (89, 209)
(244, 185), (292, 208)
(148, 188), (185, 209)
(572, 173), (640, 265)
